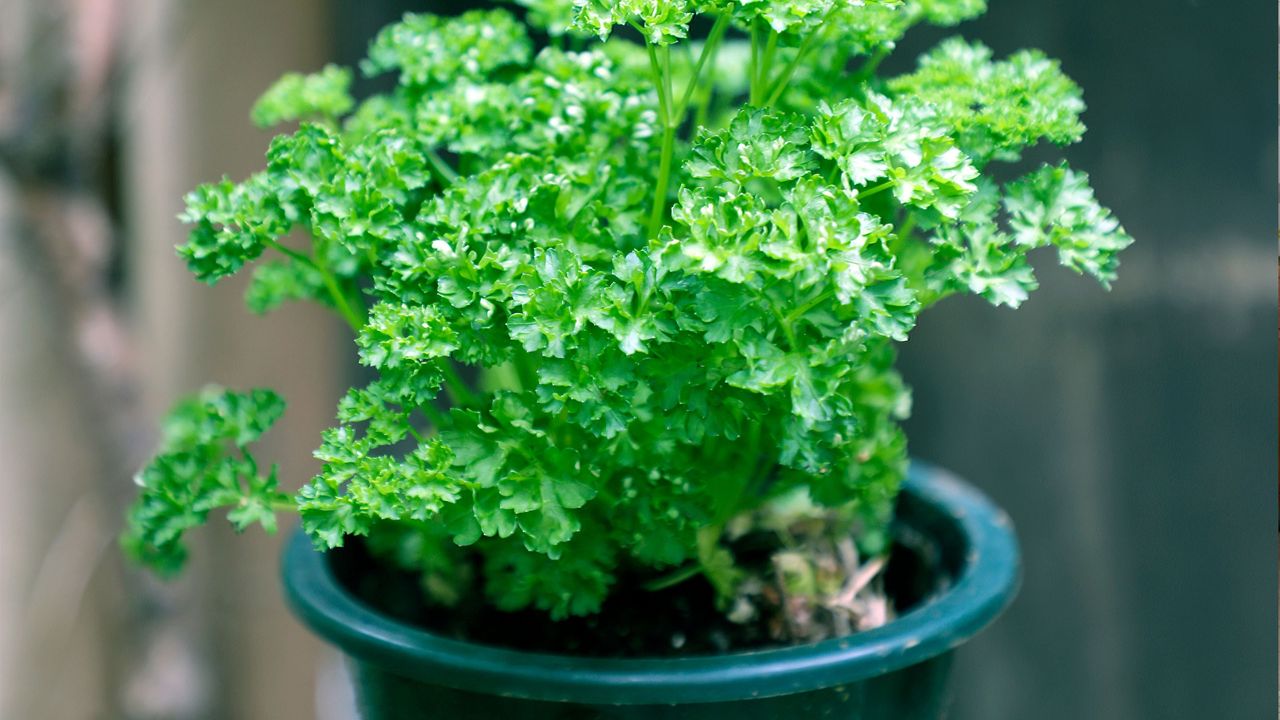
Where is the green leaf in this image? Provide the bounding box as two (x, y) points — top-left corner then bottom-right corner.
(483, 530), (616, 618)
(122, 388), (288, 574)
(812, 95), (978, 218)
(912, 0), (985, 25)
(931, 220), (1039, 308)
(362, 10), (533, 87)
(251, 64), (354, 128)
(503, 0), (580, 36)
(573, 0), (693, 45)
(688, 108), (816, 186)
(357, 302), (459, 370)
(245, 260), (327, 314)
(1004, 163), (1133, 287)
(178, 175), (290, 282)
(889, 37), (1084, 164)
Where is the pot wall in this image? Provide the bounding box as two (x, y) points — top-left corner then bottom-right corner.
(348, 653), (953, 720)
(283, 464), (1019, 719)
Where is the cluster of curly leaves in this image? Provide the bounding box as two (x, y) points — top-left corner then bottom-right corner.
(124, 0), (1130, 619)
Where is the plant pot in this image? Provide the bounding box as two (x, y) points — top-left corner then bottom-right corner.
(282, 462), (1020, 719)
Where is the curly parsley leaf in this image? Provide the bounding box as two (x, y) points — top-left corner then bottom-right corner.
(363, 10), (533, 88)
(1004, 162), (1133, 287)
(250, 64), (354, 128)
(889, 37), (1085, 164)
(122, 389), (289, 575)
(573, 0), (693, 45)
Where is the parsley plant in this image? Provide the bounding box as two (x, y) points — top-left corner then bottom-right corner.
(125, 0), (1130, 628)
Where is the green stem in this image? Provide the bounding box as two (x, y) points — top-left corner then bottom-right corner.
(896, 213), (917, 242)
(645, 39), (673, 118)
(768, 297), (799, 351)
(746, 457), (777, 500)
(418, 401), (449, 429)
(646, 42), (677, 240)
(427, 149), (459, 185)
(850, 46), (890, 84)
(643, 563), (703, 592)
(887, 212), (919, 260)
(263, 238), (315, 267)
(759, 28), (779, 90)
(663, 45), (674, 120)
(717, 421), (763, 524)
(305, 238), (364, 331)
(270, 498), (298, 512)
(748, 20), (763, 104)
(856, 179), (895, 200)
(267, 236), (363, 331)
(440, 362), (482, 410)
(406, 424), (426, 444)
(641, 16), (733, 240)
(240, 448), (259, 479)
(315, 264), (364, 331)
(762, 4), (842, 108)
(785, 288), (834, 324)
(648, 125), (676, 239)
(514, 353), (539, 393)
(676, 14), (730, 118)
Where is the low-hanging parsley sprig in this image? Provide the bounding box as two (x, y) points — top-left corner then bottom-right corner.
(124, 0), (1130, 625)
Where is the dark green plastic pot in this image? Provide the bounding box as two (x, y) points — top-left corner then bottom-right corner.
(282, 463), (1020, 719)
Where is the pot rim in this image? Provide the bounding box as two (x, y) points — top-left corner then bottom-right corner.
(281, 461), (1020, 705)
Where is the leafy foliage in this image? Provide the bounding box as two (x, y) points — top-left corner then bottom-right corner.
(250, 64), (354, 128)
(123, 389), (288, 574)
(1004, 163), (1133, 286)
(127, 2), (1129, 622)
(888, 37), (1085, 164)
(574, 0), (693, 45)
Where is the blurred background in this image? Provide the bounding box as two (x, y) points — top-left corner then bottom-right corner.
(0, 0), (1273, 718)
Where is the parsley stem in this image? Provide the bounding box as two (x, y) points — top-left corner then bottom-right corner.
(646, 41), (677, 239)
(649, 125), (676, 239)
(241, 448), (259, 478)
(896, 213), (917, 243)
(407, 424), (426, 444)
(648, 49), (672, 123)
(663, 45), (674, 122)
(643, 563), (702, 592)
(760, 28), (779, 90)
(850, 46), (890, 84)
(763, 4), (842, 108)
(856, 179), (895, 200)
(263, 238), (314, 267)
(785, 288), (834, 324)
(645, 39), (673, 120)
(643, 14), (733, 240)
(768, 297), (800, 350)
(511, 353), (539, 394)
(748, 20), (762, 104)
(315, 261), (364, 331)
(427, 149), (459, 185)
(676, 14), (730, 119)
(440, 362), (482, 410)
(270, 498), (297, 512)
(293, 233), (365, 330)
(418, 401), (449, 430)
